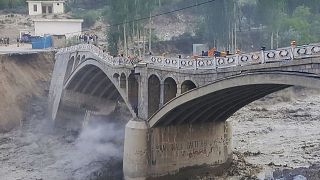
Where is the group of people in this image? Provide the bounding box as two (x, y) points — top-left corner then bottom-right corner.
(78, 33), (99, 45)
(0, 37), (10, 46)
(16, 37), (25, 47)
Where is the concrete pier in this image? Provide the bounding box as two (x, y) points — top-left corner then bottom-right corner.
(123, 120), (232, 179)
(123, 120), (149, 180)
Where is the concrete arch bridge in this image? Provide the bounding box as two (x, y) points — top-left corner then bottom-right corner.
(49, 43), (320, 179)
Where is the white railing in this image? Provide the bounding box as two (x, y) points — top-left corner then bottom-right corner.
(57, 43), (320, 70)
(148, 44), (320, 70)
(56, 44), (135, 66)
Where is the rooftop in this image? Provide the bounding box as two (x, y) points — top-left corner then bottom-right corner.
(26, 1), (65, 3)
(33, 19), (83, 23)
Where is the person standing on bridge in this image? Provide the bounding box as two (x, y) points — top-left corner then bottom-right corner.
(16, 37), (20, 47)
(84, 34), (88, 44)
(4, 37), (9, 47)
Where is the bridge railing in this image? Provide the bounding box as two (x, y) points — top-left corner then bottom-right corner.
(148, 44), (320, 70)
(56, 44), (134, 66)
(57, 43), (320, 70)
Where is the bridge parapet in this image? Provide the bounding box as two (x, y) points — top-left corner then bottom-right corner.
(147, 44), (320, 70)
(56, 44), (135, 66)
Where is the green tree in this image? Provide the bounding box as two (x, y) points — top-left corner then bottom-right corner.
(280, 6), (319, 45)
(105, 0), (173, 55)
(197, 0), (235, 49)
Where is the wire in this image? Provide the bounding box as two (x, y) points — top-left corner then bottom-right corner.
(62, 0), (215, 35)
(110, 0), (215, 27)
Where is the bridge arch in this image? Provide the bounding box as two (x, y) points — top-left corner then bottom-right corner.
(181, 80), (197, 93)
(60, 59), (136, 122)
(113, 73), (120, 84)
(163, 77), (177, 104)
(148, 74), (161, 117)
(148, 72), (320, 127)
(161, 74), (178, 84)
(81, 55), (86, 62)
(120, 73), (127, 90)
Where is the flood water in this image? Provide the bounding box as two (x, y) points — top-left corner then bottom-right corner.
(0, 96), (128, 180)
(1, 88), (320, 180)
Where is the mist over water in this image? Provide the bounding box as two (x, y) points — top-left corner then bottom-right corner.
(71, 117), (126, 180)
(64, 119), (125, 180)
(0, 97), (129, 180)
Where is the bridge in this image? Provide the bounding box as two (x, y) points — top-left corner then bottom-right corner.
(49, 43), (320, 179)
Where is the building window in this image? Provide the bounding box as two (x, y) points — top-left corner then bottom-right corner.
(42, 6), (46, 13)
(48, 6), (52, 13)
(33, 5), (37, 12)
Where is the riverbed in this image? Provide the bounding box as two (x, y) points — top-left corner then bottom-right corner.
(0, 87), (319, 179)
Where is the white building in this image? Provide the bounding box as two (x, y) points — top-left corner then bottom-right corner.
(27, 1), (65, 16)
(34, 19), (83, 38)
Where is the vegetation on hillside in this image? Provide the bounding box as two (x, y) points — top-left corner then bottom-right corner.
(101, 0), (320, 54)
(197, 0), (320, 51)
(0, 0), (25, 9)
(103, 0), (178, 55)
(1, 0), (320, 53)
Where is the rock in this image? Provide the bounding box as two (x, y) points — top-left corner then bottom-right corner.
(293, 175), (307, 180)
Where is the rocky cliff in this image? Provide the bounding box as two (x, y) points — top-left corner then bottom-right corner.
(0, 52), (54, 132)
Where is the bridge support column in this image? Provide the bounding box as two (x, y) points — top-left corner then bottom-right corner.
(135, 64), (149, 119)
(159, 82), (164, 107)
(123, 119), (149, 180)
(123, 120), (233, 179)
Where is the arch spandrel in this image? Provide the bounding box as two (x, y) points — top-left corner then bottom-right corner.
(181, 80), (197, 94)
(164, 77), (177, 104)
(148, 74), (161, 117)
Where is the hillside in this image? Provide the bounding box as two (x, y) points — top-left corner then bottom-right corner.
(0, 52), (54, 132)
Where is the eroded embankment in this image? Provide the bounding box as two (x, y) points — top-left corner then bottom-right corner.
(0, 52), (54, 132)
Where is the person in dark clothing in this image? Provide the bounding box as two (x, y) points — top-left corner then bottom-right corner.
(17, 37), (20, 47)
(84, 35), (87, 43)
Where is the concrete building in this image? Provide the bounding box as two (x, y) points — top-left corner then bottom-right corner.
(34, 19), (83, 38)
(27, 1), (65, 16)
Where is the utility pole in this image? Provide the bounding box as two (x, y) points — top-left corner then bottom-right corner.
(234, 0), (237, 53)
(276, 31), (279, 48)
(148, 13), (152, 54)
(143, 28), (146, 56)
(132, 21), (135, 56)
(138, 30), (141, 58)
(124, 23), (128, 57)
(271, 32), (274, 49)
(118, 25), (121, 55)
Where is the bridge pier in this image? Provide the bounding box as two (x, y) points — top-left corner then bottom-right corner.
(123, 120), (232, 179)
(123, 120), (149, 180)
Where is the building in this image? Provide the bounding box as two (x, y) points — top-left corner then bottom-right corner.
(34, 19), (83, 38)
(27, 1), (65, 16)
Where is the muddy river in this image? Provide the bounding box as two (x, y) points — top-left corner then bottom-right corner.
(0, 87), (319, 180)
